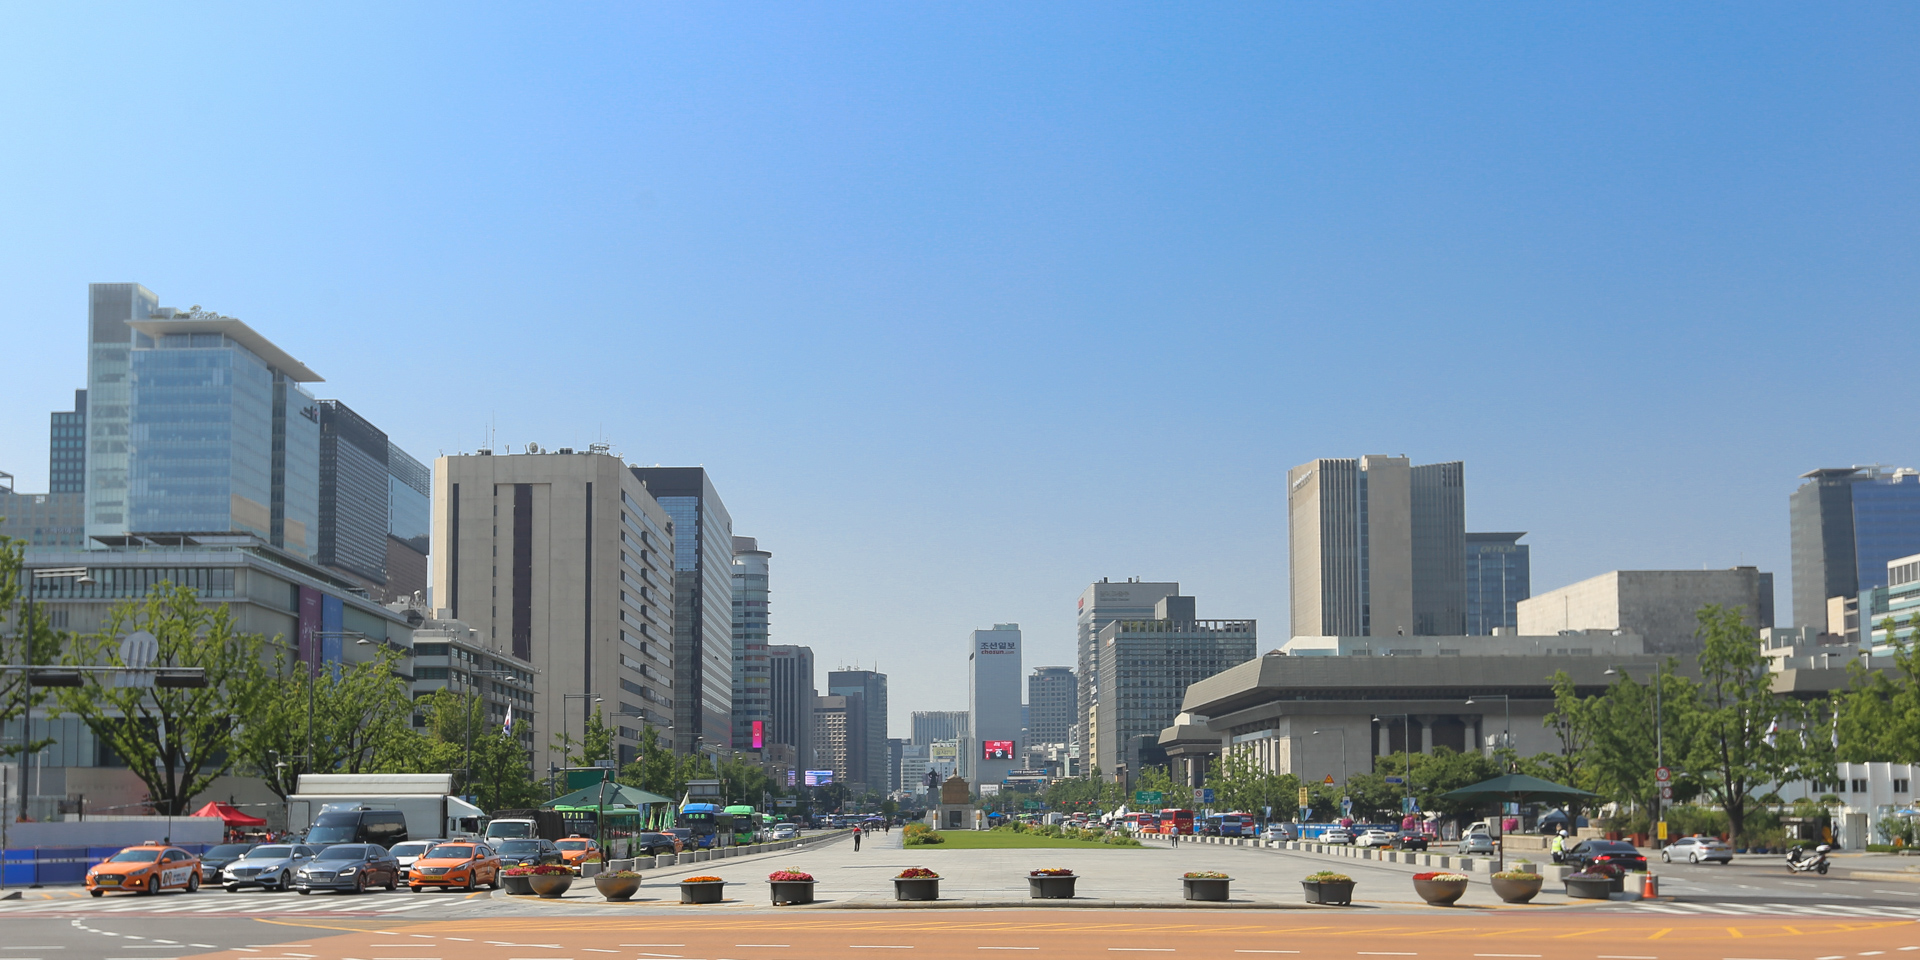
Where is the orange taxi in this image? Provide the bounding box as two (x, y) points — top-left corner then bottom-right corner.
(86, 843), (203, 896)
(407, 841), (501, 892)
(556, 835), (601, 872)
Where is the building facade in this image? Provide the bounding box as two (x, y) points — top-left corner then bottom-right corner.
(1091, 594), (1255, 778)
(826, 669), (888, 793)
(730, 536), (772, 751)
(1027, 666), (1074, 746)
(910, 710), (970, 746)
(1792, 467), (1920, 631)
(1288, 455), (1467, 640)
(0, 472), (84, 548)
(630, 467), (734, 756)
(83, 282), (160, 544)
(1516, 568), (1775, 655)
(400, 604), (538, 754)
(767, 644), (816, 783)
(1863, 553), (1920, 653)
(812, 695), (849, 783)
(1465, 532), (1530, 635)
(969, 624), (1023, 787)
(49, 389), (86, 494)
(433, 449), (677, 772)
(1076, 579), (1181, 775)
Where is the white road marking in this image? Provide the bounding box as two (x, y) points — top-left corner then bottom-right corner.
(1597, 956), (1658, 959)
(979, 950), (1038, 953)
(1234, 953), (1299, 955)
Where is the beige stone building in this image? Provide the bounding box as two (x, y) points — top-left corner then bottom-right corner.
(1516, 567), (1774, 656)
(432, 448), (675, 774)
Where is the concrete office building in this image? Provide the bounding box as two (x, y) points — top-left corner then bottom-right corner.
(911, 710), (970, 745)
(49, 390), (86, 494)
(888, 737), (906, 793)
(767, 644), (816, 784)
(630, 467), (734, 756)
(1517, 568), (1775, 655)
(1465, 532), (1530, 635)
(1028, 667), (1074, 747)
(0, 471), (84, 548)
(1288, 456), (1467, 639)
(1092, 594), (1255, 779)
(812, 695), (849, 783)
(900, 743), (931, 794)
(1280, 629), (1644, 658)
(827, 669), (888, 793)
(1792, 467), (1920, 631)
(969, 624), (1023, 787)
(433, 448), (676, 772)
(731, 537), (772, 751)
(1077, 579), (1182, 774)
(1863, 553), (1920, 654)
(396, 600), (538, 754)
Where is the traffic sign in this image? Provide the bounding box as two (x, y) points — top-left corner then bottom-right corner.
(1340, 796), (1353, 817)
(1384, 776), (1404, 785)
(1024, 801), (1045, 810)
(1323, 775), (1335, 785)
(1655, 766), (1672, 783)
(1298, 786), (1310, 806)
(1194, 788), (1215, 804)
(1659, 785), (1673, 800)
(1134, 790), (1164, 805)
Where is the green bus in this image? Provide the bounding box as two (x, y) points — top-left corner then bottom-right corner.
(724, 805), (763, 845)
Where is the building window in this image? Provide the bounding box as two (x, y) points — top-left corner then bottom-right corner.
(1897, 779), (1911, 794)
(1853, 779), (1869, 793)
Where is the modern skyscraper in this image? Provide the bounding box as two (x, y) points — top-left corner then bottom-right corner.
(1288, 455), (1467, 639)
(812, 695), (849, 782)
(1792, 467), (1920, 630)
(433, 448), (677, 772)
(1090, 594), (1256, 778)
(48, 390), (86, 494)
(826, 669), (888, 793)
(123, 311), (322, 557)
(84, 282), (159, 544)
(1076, 579), (1181, 774)
(969, 624), (1023, 786)
(731, 536), (772, 750)
(318, 401), (391, 584)
(1027, 666), (1075, 746)
(1465, 532), (1530, 635)
(767, 644), (815, 782)
(629, 467), (734, 755)
(385, 443), (431, 600)
(910, 710), (969, 746)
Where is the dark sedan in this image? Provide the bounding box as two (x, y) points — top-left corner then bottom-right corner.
(1565, 839), (1649, 877)
(291, 843), (400, 894)
(198, 843), (257, 885)
(633, 832), (683, 856)
(1394, 832), (1429, 851)
(493, 838), (564, 868)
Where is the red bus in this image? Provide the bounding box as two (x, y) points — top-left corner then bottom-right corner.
(1158, 808), (1196, 835)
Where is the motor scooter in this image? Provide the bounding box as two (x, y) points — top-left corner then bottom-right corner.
(1786, 843), (1831, 875)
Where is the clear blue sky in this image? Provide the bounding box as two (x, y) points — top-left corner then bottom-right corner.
(2, 4), (1915, 730)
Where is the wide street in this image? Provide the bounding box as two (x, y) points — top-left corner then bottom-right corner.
(6, 832), (1920, 958)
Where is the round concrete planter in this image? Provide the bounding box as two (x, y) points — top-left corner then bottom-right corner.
(1182, 877), (1231, 902)
(1027, 874), (1077, 899)
(1490, 875), (1543, 903)
(501, 874), (535, 896)
(594, 874), (641, 901)
(1301, 880), (1355, 905)
(680, 879), (727, 904)
(1565, 877), (1613, 900)
(894, 877), (940, 901)
(528, 874), (573, 899)
(1413, 878), (1469, 906)
(769, 880), (815, 905)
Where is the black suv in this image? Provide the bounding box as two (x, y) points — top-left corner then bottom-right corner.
(493, 838), (563, 868)
(305, 809), (409, 846)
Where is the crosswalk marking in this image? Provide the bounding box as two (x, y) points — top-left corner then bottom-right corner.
(0, 893), (438, 918)
(1610, 900), (1920, 920)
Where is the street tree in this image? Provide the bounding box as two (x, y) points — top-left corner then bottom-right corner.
(237, 646), (419, 798)
(1586, 660), (1699, 816)
(0, 534), (64, 764)
(56, 585), (273, 814)
(1682, 604), (1799, 845)
(1834, 614), (1920, 762)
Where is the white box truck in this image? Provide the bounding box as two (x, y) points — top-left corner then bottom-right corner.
(288, 773), (488, 844)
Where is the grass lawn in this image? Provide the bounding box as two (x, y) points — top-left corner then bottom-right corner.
(907, 830), (1143, 850)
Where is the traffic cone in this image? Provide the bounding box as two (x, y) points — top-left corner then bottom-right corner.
(1641, 871), (1658, 899)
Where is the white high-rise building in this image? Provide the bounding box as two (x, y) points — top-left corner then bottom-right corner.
(968, 623), (1023, 787)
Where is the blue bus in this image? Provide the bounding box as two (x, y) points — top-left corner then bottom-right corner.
(678, 803), (736, 849)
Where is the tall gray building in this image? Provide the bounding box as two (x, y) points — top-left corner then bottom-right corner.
(731, 537), (772, 750)
(910, 710), (969, 746)
(1792, 467), (1920, 630)
(767, 644), (815, 782)
(1090, 594), (1255, 778)
(1465, 532), (1530, 635)
(630, 467), (734, 755)
(49, 389), (85, 494)
(1076, 579), (1181, 775)
(969, 624), (1023, 787)
(827, 669), (888, 793)
(315, 401), (432, 602)
(1027, 666), (1075, 746)
(1288, 455), (1466, 639)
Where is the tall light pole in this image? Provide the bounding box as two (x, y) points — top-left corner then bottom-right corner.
(301, 631), (371, 780)
(1374, 714), (1414, 819)
(457, 668), (519, 798)
(16, 566), (91, 827)
(1465, 694), (1513, 767)
(1310, 728), (1349, 788)
(1606, 665), (1663, 846)
(561, 693), (604, 771)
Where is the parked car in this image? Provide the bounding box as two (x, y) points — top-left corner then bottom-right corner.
(222, 843), (318, 892)
(633, 832), (684, 856)
(1261, 823), (1297, 842)
(493, 838), (564, 868)
(1395, 831), (1429, 851)
(1354, 828), (1396, 848)
(388, 839), (441, 881)
(1564, 839), (1649, 877)
(408, 841), (501, 892)
(1322, 827), (1354, 844)
(303, 808), (410, 846)
(198, 843), (258, 885)
(1661, 835), (1733, 864)
(1458, 832), (1496, 855)
(292, 843), (400, 894)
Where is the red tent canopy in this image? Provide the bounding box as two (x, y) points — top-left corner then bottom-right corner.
(191, 801), (267, 827)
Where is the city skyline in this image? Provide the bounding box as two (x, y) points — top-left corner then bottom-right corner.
(4, 5), (1917, 730)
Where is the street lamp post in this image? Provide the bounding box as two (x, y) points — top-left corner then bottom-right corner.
(1373, 714), (1414, 819)
(561, 693), (604, 769)
(1464, 694), (1513, 765)
(299, 631), (373, 780)
(15, 566), (92, 830)
(455, 668), (520, 798)
(1606, 665), (1664, 846)
(1310, 729), (1349, 820)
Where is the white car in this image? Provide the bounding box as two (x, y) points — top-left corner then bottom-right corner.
(1355, 829), (1396, 847)
(1322, 827), (1354, 844)
(1458, 832), (1496, 855)
(1661, 835), (1733, 864)
(770, 824), (798, 840)
(387, 839), (441, 881)
(1261, 824), (1297, 842)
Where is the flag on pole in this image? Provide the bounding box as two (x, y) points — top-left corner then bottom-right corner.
(1763, 718), (1779, 748)
(503, 705), (514, 736)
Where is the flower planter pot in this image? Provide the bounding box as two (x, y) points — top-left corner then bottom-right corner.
(594, 875), (641, 901)
(1490, 875), (1543, 904)
(1565, 877), (1613, 900)
(502, 874), (535, 895)
(1413, 878), (1468, 906)
(1028, 875), (1078, 899)
(528, 874), (573, 899)
(1302, 880), (1355, 905)
(1183, 877), (1231, 902)
(894, 877), (941, 901)
(681, 879), (726, 904)
(769, 880), (815, 905)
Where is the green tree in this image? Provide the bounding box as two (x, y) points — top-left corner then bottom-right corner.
(552, 706), (617, 769)
(237, 646), (419, 799)
(1834, 614), (1920, 762)
(1538, 670), (1596, 803)
(0, 534), (65, 763)
(56, 586), (273, 814)
(405, 689), (543, 809)
(1682, 604), (1798, 845)
(1587, 661), (1698, 816)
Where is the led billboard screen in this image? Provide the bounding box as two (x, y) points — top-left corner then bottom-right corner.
(804, 769), (835, 786)
(983, 740), (1016, 760)
(751, 720), (764, 749)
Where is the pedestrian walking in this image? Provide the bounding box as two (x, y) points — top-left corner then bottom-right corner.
(1170, 828), (1180, 848)
(853, 826), (863, 851)
(885, 821), (891, 835)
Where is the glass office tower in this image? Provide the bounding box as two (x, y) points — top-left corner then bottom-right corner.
(1465, 532), (1530, 635)
(85, 283), (160, 542)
